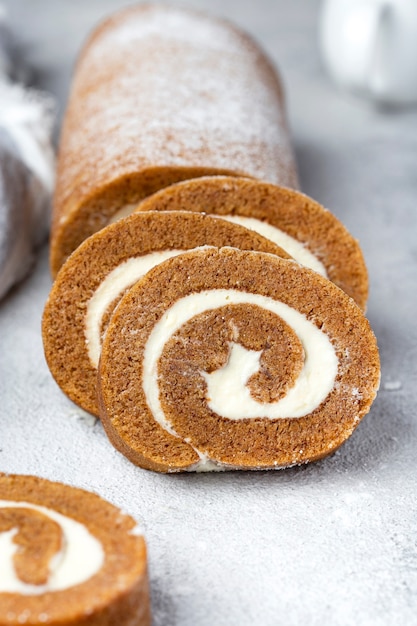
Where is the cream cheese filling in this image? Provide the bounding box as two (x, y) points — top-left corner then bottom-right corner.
(143, 289), (338, 428)
(220, 215), (327, 276)
(108, 202), (140, 224)
(0, 500), (104, 595)
(85, 250), (186, 367)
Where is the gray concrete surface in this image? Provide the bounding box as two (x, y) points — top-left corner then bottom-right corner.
(1, 1), (416, 624)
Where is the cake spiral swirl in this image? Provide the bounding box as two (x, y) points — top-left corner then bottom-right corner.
(98, 247), (380, 472)
(42, 211), (288, 416)
(0, 474), (150, 626)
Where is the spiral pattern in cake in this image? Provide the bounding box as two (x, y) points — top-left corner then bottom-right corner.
(98, 247), (380, 473)
(0, 474), (150, 626)
(42, 211), (288, 416)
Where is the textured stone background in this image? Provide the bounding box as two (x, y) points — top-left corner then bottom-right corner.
(1, 1), (416, 624)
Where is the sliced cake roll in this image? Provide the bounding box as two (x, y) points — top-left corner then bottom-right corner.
(51, 4), (297, 275)
(42, 211), (289, 415)
(135, 176), (369, 310)
(98, 247), (380, 473)
(0, 474), (150, 626)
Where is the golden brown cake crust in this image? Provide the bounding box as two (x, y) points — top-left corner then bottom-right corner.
(97, 247), (380, 473)
(42, 211), (289, 416)
(51, 4), (297, 275)
(135, 176), (369, 310)
(0, 474), (150, 626)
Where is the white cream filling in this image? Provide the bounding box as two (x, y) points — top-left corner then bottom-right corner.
(0, 500), (104, 595)
(85, 250), (185, 367)
(221, 215), (327, 276)
(191, 457), (227, 473)
(143, 289), (338, 431)
(201, 342), (263, 417)
(108, 203), (140, 224)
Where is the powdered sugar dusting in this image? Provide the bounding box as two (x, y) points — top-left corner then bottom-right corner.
(93, 9), (244, 53)
(56, 5), (297, 212)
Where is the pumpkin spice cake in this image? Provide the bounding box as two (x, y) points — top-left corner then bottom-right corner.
(97, 247), (380, 473)
(42, 211), (289, 416)
(135, 176), (369, 310)
(0, 474), (150, 626)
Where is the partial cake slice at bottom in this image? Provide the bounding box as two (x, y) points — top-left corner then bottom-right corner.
(0, 473), (150, 626)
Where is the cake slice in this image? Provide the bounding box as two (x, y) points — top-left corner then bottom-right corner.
(0, 474), (150, 626)
(135, 176), (369, 310)
(43, 211), (289, 415)
(98, 247), (380, 472)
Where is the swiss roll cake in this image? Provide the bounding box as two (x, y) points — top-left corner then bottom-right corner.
(43, 4), (379, 477)
(97, 247), (380, 473)
(135, 176), (369, 310)
(42, 211), (289, 416)
(51, 4), (297, 275)
(0, 474), (150, 626)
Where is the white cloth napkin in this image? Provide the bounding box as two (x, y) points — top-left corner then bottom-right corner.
(0, 6), (55, 300)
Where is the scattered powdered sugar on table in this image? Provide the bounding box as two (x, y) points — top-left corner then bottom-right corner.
(383, 380), (402, 391)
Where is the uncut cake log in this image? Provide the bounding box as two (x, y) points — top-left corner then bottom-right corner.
(50, 4), (298, 275)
